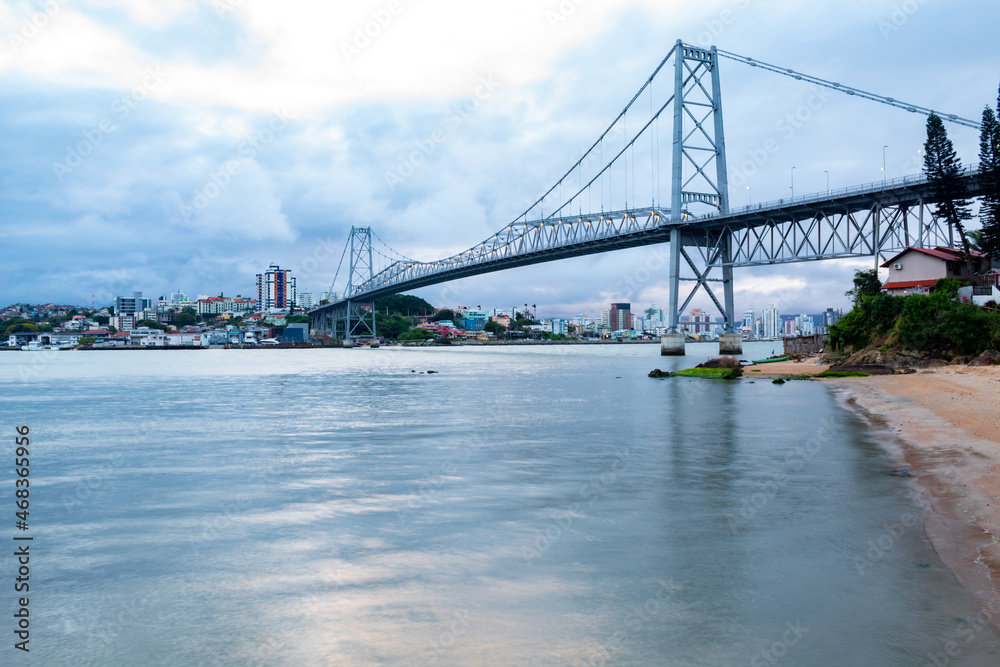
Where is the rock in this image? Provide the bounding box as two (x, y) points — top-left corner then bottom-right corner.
(648, 369), (670, 378)
(427, 370), (438, 374)
(772, 378), (785, 385)
(696, 356), (740, 369)
(969, 349), (1000, 366)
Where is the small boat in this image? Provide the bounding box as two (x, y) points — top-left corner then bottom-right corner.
(751, 355), (790, 364)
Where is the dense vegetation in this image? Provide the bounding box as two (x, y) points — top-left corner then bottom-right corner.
(829, 279), (1000, 358)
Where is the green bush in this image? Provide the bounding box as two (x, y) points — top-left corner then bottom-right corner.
(828, 292), (904, 351)
(830, 278), (1000, 357)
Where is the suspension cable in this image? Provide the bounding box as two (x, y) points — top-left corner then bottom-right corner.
(716, 48), (982, 130)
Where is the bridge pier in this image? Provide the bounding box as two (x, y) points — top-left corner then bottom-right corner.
(718, 332), (743, 355)
(660, 333), (686, 356)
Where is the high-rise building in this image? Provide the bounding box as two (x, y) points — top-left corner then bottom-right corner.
(609, 303), (632, 331)
(297, 289), (315, 309)
(762, 305), (782, 339)
(256, 264), (297, 312)
(690, 308), (711, 334)
(821, 308), (841, 332)
(600, 308), (611, 329)
(783, 317), (797, 337)
(644, 305), (665, 327)
(796, 314), (815, 336)
(743, 308), (755, 331)
(170, 290), (188, 304)
(115, 291), (151, 316)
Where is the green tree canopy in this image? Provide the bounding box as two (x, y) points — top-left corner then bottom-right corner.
(174, 312), (196, 327)
(979, 96), (1000, 260)
(375, 294), (434, 316)
(136, 319), (169, 331)
(400, 327), (435, 342)
(375, 312), (411, 339)
(845, 268), (882, 304)
(433, 309), (456, 322)
(924, 112), (974, 272)
(484, 320), (505, 336)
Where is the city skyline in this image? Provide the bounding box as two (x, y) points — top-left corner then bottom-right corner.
(2, 2), (997, 318)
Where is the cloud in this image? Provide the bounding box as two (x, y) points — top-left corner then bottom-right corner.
(1, 0), (998, 315)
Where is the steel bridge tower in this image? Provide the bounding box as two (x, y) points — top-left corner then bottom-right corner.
(317, 226), (377, 344)
(667, 41), (734, 335)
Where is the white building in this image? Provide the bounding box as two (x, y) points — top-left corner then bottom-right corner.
(297, 290), (315, 309)
(762, 305), (782, 339)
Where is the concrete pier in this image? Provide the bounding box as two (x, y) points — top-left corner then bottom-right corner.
(718, 333), (743, 355)
(660, 334), (686, 356)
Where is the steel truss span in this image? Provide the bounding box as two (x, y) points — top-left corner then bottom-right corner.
(308, 39), (983, 340)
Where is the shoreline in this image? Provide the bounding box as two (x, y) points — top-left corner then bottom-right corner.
(823, 367), (1000, 631)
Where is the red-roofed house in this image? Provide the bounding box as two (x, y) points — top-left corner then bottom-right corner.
(880, 246), (989, 296)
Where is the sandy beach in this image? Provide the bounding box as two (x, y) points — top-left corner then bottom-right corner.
(822, 366), (1000, 624)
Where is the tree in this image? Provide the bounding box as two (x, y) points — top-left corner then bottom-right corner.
(136, 319), (168, 331)
(979, 100), (1000, 261)
(375, 294), (434, 316)
(400, 327), (434, 342)
(78, 336), (96, 346)
(845, 268), (882, 304)
(93, 314), (110, 325)
(484, 320), (505, 337)
(174, 312), (196, 327)
(433, 309), (456, 322)
(375, 312), (411, 339)
(924, 112), (975, 273)
(108, 306), (115, 315)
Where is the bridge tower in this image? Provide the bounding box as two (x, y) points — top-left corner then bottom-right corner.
(338, 226), (377, 344)
(666, 41), (735, 337)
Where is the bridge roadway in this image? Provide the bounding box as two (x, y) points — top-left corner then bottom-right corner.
(309, 169), (981, 322)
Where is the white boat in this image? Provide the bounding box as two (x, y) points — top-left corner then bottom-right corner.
(20, 342), (50, 351)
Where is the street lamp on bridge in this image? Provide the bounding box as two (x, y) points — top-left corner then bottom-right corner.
(790, 167), (795, 198)
(882, 145), (888, 185)
(825, 170), (830, 194)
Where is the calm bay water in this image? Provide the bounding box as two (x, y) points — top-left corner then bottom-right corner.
(1, 343), (999, 666)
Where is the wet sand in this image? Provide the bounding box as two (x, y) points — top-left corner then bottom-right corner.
(822, 366), (1000, 625)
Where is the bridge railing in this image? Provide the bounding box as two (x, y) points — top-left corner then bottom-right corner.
(695, 164), (980, 221)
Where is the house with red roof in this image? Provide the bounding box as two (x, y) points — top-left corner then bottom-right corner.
(880, 247), (989, 296)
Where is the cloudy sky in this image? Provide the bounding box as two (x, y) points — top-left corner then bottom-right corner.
(1, 0), (997, 319)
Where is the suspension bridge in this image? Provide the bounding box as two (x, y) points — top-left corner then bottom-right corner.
(309, 40), (983, 350)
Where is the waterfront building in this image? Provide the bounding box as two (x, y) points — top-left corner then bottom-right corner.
(821, 308), (841, 333)
(256, 264), (297, 311)
(297, 290), (315, 309)
(113, 314), (137, 331)
(795, 314), (815, 336)
(609, 303), (632, 331)
(783, 317), (797, 337)
(115, 291), (151, 316)
(762, 305), (782, 339)
(690, 308), (711, 334)
(600, 308), (611, 329)
(644, 305), (665, 328)
(460, 310), (489, 331)
(742, 308), (755, 331)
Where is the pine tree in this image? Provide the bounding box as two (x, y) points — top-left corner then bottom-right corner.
(979, 98), (1000, 262)
(923, 112), (975, 273)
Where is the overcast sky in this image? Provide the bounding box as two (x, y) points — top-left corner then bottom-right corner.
(1, 0), (997, 318)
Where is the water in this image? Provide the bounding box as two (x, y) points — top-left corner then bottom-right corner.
(1, 344), (999, 666)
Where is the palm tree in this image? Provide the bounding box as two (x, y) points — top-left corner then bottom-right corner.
(532, 304), (537, 319)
